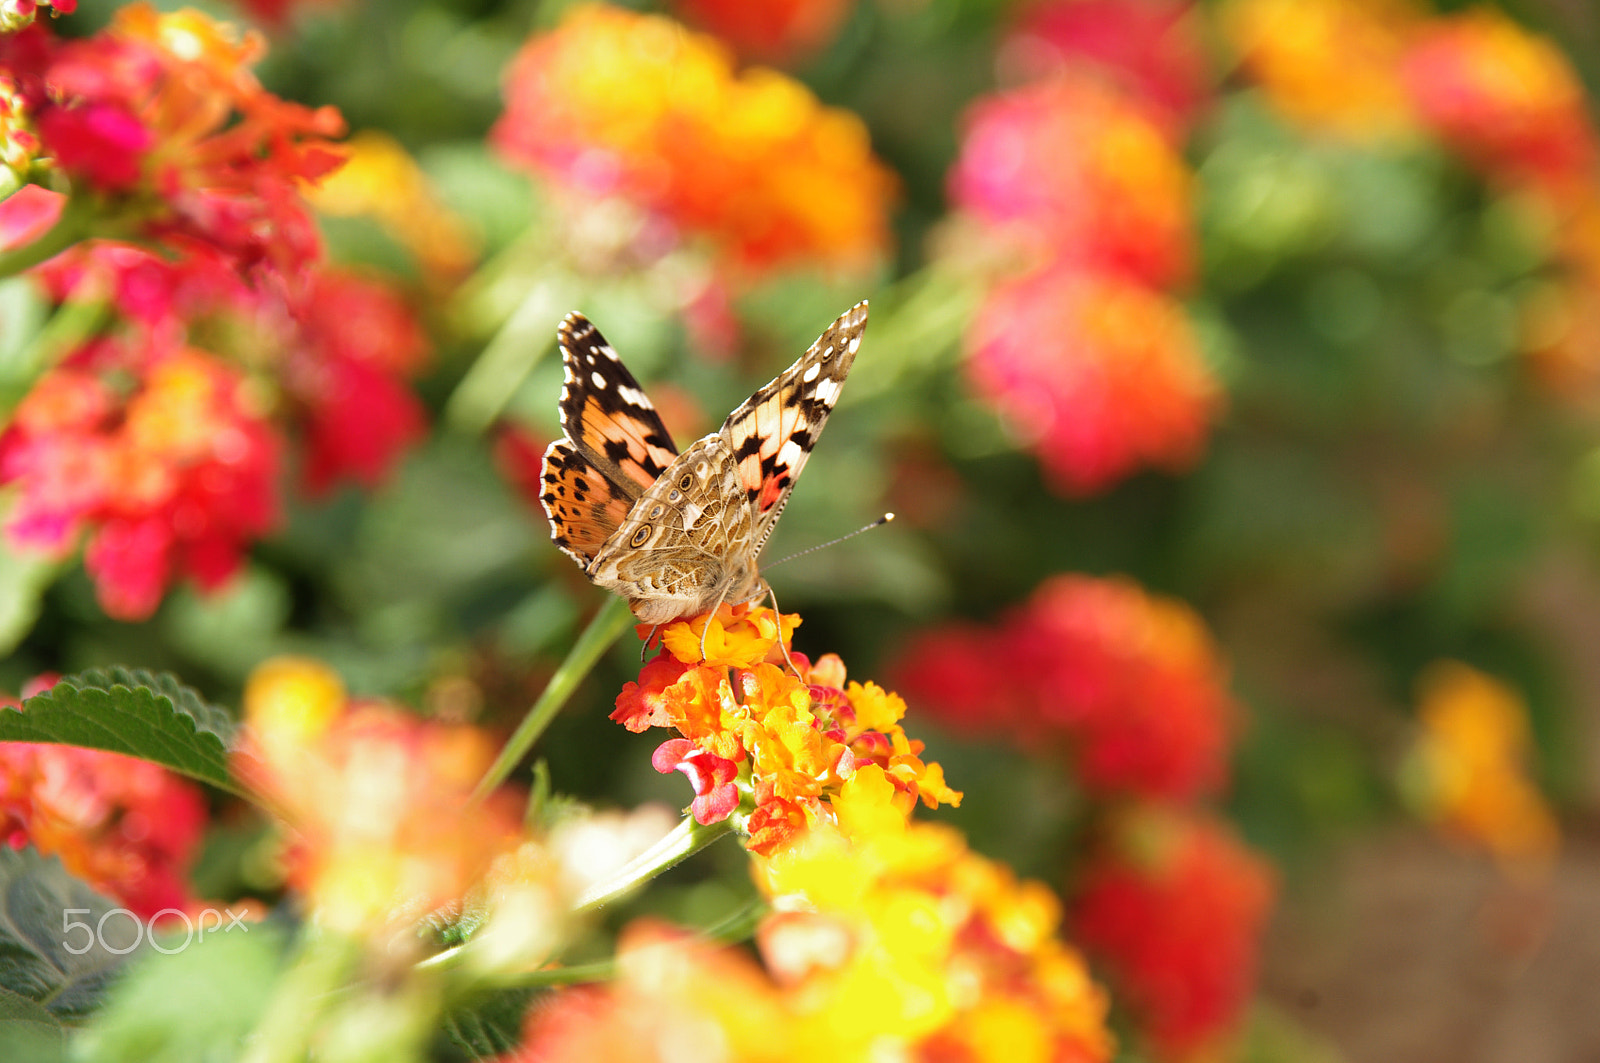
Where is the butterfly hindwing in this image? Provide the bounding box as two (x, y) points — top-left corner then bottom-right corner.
(557, 312), (680, 498)
(539, 441), (636, 566)
(720, 301), (868, 552)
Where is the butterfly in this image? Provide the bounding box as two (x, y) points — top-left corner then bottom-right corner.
(539, 301), (868, 628)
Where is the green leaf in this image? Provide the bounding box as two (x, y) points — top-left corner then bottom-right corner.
(0, 848), (143, 1025)
(0, 985), (65, 1062)
(70, 920), (287, 1063)
(1, 668), (239, 796)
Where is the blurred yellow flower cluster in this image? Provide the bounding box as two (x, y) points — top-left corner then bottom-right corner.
(1405, 660), (1560, 875)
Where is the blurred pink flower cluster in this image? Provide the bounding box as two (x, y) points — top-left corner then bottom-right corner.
(949, 0), (1221, 494)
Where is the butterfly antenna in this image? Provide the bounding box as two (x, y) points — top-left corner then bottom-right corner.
(761, 513), (896, 572)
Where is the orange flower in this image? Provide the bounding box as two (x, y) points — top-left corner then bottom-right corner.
(491, 3), (895, 275)
(1223, 0), (1423, 142)
(1404, 661), (1560, 873)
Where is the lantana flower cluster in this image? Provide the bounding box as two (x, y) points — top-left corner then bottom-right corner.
(613, 605), (960, 856)
(0, 5), (432, 620)
(513, 607), (1114, 1061)
(0, 676), (207, 919)
(491, 3), (895, 279)
(1227, 0), (1600, 394)
(893, 573), (1273, 1061)
(946, 0), (1221, 495)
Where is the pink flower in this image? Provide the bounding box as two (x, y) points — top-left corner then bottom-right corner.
(652, 738), (741, 824)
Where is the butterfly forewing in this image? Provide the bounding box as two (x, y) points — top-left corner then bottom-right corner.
(720, 300), (868, 553)
(540, 301), (869, 625)
(557, 313), (680, 498)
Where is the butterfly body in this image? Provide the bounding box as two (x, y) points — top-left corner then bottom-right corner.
(540, 302), (868, 625)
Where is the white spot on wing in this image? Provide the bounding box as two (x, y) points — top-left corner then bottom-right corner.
(814, 378), (843, 404)
(591, 371), (607, 388)
(802, 362), (821, 383)
(682, 502), (704, 530)
(618, 385), (651, 408)
(776, 438), (804, 468)
(847, 335), (862, 353)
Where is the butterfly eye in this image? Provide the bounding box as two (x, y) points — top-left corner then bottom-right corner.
(630, 526), (651, 548)
(649, 504), (664, 518)
(667, 490), (681, 503)
(678, 472), (693, 490)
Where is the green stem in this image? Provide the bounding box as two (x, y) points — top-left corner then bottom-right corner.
(471, 596), (635, 801)
(575, 814), (735, 910)
(238, 930), (360, 1063)
(0, 193), (94, 279)
(444, 274), (582, 436)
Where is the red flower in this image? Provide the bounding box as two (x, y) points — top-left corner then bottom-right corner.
(1070, 809), (1275, 1061)
(669, 0), (853, 64)
(894, 574), (1233, 803)
(33, 101), (152, 191)
(1402, 9), (1600, 192)
(0, 343), (280, 620)
(651, 738), (740, 824)
(1002, 0), (1212, 138)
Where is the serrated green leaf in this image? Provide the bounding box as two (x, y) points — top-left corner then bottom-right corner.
(1, 668), (240, 796)
(0, 849), (142, 1025)
(0, 985), (64, 1062)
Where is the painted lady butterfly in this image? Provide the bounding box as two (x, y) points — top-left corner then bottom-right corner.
(539, 301), (868, 625)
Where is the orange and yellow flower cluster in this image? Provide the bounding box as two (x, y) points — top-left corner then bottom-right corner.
(613, 605), (959, 856)
(948, 2), (1220, 495)
(235, 657), (525, 939)
(0, 675), (207, 919)
(516, 765), (1113, 1062)
(491, 3), (895, 277)
(513, 609), (1114, 1062)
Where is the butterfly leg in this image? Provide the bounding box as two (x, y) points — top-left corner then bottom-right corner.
(763, 582), (803, 679)
(640, 625), (660, 662)
(697, 587), (732, 662)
